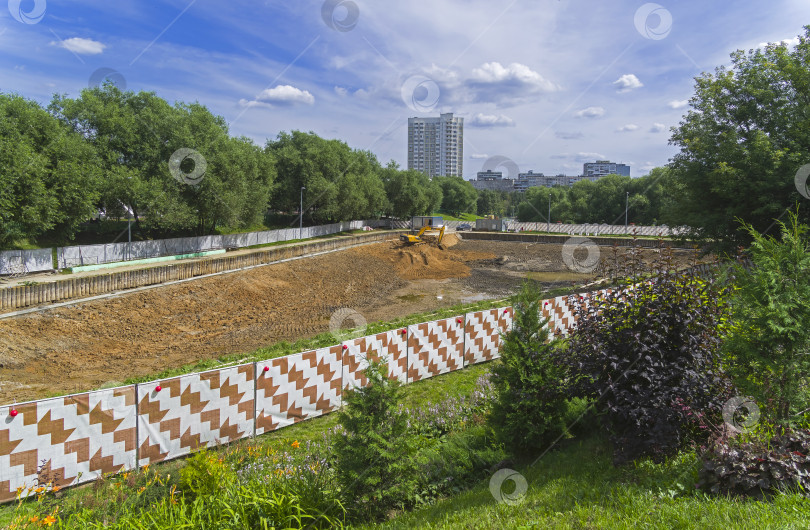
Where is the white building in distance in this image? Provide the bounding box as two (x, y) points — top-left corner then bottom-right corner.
(407, 113), (463, 177)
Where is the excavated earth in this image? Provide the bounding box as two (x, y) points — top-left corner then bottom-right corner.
(0, 237), (702, 403)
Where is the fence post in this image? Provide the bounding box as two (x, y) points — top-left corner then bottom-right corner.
(134, 383), (140, 467)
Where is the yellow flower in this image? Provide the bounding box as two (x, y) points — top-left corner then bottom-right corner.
(29, 516), (39, 523)
(43, 515), (57, 526)
(52, 485), (61, 493)
(34, 487), (45, 493)
(291, 440), (300, 449)
(138, 486), (146, 493)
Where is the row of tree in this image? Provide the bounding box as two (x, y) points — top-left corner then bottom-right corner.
(1, 86), (471, 248)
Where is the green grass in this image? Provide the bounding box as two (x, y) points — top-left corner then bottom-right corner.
(432, 212), (483, 222)
(360, 435), (810, 529)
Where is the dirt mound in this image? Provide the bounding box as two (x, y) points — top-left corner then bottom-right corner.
(440, 232), (460, 248)
(367, 241), (494, 281)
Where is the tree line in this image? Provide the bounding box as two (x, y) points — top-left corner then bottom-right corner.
(0, 86), (471, 248)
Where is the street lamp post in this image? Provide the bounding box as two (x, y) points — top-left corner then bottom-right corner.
(547, 192), (551, 233)
(625, 191), (629, 232)
(300, 186), (306, 240)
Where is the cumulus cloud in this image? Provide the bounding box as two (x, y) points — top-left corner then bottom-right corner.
(613, 74), (643, 92)
(757, 37), (800, 49)
(334, 86), (348, 97)
(650, 123), (666, 133)
(574, 106), (605, 118)
(668, 99), (688, 109)
(469, 113), (515, 127)
(52, 37), (106, 55)
(244, 85), (315, 107)
(617, 124), (639, 132)
(470, 62), (558, 91)
(556, 131), (584, 140)
(464, 62), (558, 105)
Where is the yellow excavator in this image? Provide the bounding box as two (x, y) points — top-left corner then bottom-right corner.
(400, 225), (446, 249)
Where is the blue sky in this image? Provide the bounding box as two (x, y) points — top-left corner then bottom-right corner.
(1, 0), (808, 178)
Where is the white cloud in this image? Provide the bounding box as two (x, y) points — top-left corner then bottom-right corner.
(238, 99), (272, 109)
(574, 106), (605, 118)
(757, 37), (800, 49)
(470, 154), (490, 160)
(470, 62), (558, 91)
(617, 124), (639, 132)
(613, 74), (643, 92)
(469, 113), (515, 127)
(253, 85), (315, 106)
(650, 123), (666, 133)
(52, 37), (106, 55)
(667, 99), (688, 109)
(334, 86), (348, 97)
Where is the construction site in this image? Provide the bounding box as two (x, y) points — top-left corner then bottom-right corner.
(0, 230), (701, 404)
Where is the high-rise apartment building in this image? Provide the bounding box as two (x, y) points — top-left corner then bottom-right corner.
(583, 160), (631, 177)
(407, 113), (463, 177)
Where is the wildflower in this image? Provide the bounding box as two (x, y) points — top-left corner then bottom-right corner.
(29, 516), (39, 523)
(34, 486), (45, 493)
(43, 515), (57, 526)
(138, 487), (146, 493)
(291, 440), (300, 449)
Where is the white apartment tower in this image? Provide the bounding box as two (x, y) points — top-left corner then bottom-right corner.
(407, 113), (463, 178)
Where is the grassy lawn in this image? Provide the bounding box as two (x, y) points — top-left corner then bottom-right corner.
(432, 212), (483, 222)
(361, 434), (810, 530)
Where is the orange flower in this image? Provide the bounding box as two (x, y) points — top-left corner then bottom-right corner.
(29, 516), (39, 523)
(52, 485), (61, 493)
(43, 515), (56, 526)
(34, 486), (45, 493)
(291, 440), (300, 449)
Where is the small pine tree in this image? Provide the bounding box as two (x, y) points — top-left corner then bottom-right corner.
(332, 359), (418, 522)
(489, 281), (570, 454)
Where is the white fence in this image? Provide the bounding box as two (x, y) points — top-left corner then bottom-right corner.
(55, 221), (365, 269)
(0, 249), (53, 275)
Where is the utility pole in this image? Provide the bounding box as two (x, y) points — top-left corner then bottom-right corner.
(625, 191), (629, 231)
(547, 192), (551, 233)
(300, 186), (306, 240)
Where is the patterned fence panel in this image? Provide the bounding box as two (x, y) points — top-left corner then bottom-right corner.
(541, 295), (578, 338)
(0, 387), (136, 503)
(343, 330), (409, 388)
(137, 364), (254, 466)
(255, 346), (343, 436)
(464, 308), (512, 365)
(407, 317), (465, 382)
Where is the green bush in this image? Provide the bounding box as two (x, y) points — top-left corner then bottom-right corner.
(724, 207), (810, 425)
(331, 359), (420, 522)
(568, 244), (732, 464)
(489, 281), (571, 454)
(180, 448), (235, 499)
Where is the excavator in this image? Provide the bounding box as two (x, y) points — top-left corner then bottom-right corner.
(400, 225), (446, 250)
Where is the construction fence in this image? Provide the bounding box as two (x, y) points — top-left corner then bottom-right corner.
(0, 286), (599, 503)
(55, 221), (366, 269)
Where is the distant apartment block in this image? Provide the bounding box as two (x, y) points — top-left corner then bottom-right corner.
(472, 170), (514, 191)
(407, 113), (464, 177)
(583, 160), (630, 177)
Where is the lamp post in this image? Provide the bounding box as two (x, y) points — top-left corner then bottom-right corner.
(625, 191), (629, 232)
(547, 191), (551, 233)
(300, 186), (306, 240)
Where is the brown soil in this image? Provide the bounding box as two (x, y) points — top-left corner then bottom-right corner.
(0, 238), (705, 404)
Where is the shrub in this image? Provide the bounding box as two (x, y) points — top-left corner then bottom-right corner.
(568, 244), (732, 464)
(489, 281), (571, 454)
(331, 359), (419, 522)
(724, 207), (810, 425)
(698, 428), (810, 498)
(180, 448), (234, 499)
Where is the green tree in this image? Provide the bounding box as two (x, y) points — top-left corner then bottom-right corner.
(667, 28), (810, 251)
(380, 163), (442, 219)
(332, 359), (418, 522)
(434, 175), (477, 217)
(724, 207), (810, 425)
(0, 93), (101, 247)
(489, 281), (570, 454)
